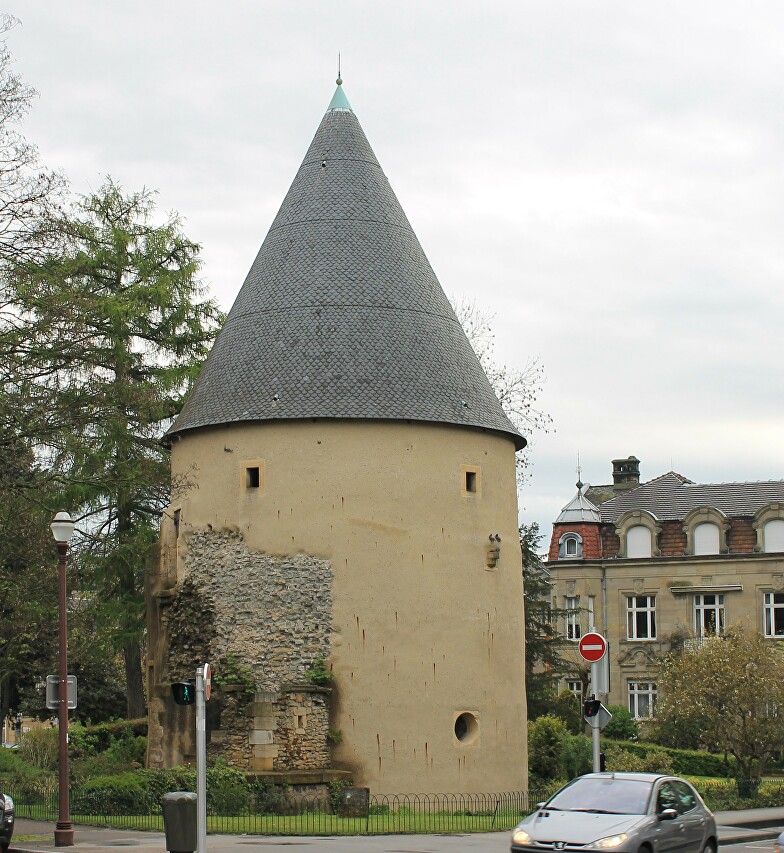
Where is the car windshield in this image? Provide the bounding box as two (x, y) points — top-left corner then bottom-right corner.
(546, 777), (653, 815)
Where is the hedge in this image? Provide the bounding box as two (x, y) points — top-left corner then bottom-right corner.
(602, 739), (734, 777)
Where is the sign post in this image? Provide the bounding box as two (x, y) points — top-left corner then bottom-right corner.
(195, 663), (210, 853)
(578, 633), (610, 772)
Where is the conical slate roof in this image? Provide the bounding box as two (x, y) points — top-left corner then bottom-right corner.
(169, 82), (524, 448)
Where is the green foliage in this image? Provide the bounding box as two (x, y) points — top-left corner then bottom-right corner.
(549, 690), (583, 735)
(3, 179), (223, 718)
(305, 658), (333, 686)
(328, 778), (352, 812)
(562, 734), (592, 779)
(248, 775), (290, 813)
(521, 523), (571, 719)
(658, 626), (784, 779)
(600, 738), (733, 777)
(18, 727), (58, 771)
(528, 715), (569, 783)
(213, 652), (256, 696)
(327, 729), (343, 745)
(601, 705), (640, 741)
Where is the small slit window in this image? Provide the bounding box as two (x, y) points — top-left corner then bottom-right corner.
(461, 466), (481, 497)
(241, 459), (265, 492)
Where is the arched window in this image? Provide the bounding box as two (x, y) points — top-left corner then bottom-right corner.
(765, 519), (784, 553)
(627, 525), (652, 558)
(693, 522), (720, 556)
(558, 532), (583, 559)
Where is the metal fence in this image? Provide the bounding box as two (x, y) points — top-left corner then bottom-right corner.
(7, 783), (557, 835)
(9, 778), (784, 835)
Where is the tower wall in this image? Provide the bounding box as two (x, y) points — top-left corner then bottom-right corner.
(154, 418), (527, 795)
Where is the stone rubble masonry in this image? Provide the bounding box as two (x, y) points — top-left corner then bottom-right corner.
(181, 528), (333, 692)
(160, 528), (334, 773)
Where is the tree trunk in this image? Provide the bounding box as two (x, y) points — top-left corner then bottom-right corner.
(123, 639), (146, 719)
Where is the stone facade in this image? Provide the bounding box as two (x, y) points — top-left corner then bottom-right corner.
(547, 459), (784, 719)
(146, 528), (335, 773)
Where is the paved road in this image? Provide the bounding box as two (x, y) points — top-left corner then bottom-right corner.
(11, 819), (511, 852)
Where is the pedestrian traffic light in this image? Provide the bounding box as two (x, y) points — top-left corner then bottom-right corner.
(171, 680), (196, 706)
(583, 698), (601, 718)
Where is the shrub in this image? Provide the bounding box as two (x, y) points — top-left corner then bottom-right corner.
(529, 715), (568, 783)
(550, 691), (584, 735)
(304, 658), (333, 686)
(605, 746), (646, 773)
(72, 772), (153, 816)
(562, 734), (592, 779)
(602, 706), (640, 742)
(18, 728), (58, 771)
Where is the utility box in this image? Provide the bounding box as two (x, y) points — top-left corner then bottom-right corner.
(162, 791), (197, 853)
(336, 786), (370, 818)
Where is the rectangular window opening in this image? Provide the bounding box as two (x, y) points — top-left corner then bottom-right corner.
(465, 471), (477, 493)
(246, 466), (260, 489)
(628, 681), (658, 719)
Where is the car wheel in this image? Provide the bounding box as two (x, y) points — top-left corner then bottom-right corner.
(701, 841), (716, 853)
(638, 845), (653, 853)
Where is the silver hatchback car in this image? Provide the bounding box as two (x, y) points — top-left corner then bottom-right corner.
(512, 773), (717, 853)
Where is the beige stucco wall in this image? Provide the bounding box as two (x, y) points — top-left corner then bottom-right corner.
(164, 418), (527, 795)
(551, 554), (784, 708)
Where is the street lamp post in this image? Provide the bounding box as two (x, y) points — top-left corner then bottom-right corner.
(50, 511), (75, 847)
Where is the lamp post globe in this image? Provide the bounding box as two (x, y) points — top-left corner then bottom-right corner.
(50, 511), (75, 544)
(50, 511), (74, 847)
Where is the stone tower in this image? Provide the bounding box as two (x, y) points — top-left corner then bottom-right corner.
(146, 79), (528, 796)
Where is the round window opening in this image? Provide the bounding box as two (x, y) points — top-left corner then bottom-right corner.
(454, 712), (479, 744)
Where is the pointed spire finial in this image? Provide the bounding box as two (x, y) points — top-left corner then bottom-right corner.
(576, 452), (583, 491)
(336, 52), (342, 86)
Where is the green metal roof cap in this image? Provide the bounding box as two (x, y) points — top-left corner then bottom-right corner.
(327, 77), (352, 111)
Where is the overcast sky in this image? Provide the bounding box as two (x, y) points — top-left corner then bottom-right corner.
(8, 1), (784, 543)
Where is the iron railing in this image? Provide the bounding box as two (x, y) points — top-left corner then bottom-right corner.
(7, 778), (783, 835)
(6, 783), (557, 835)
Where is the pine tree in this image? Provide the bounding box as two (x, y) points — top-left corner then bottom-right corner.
(4, 179), (223, 717)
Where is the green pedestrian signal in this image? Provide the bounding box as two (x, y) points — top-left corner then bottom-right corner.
(171, 680), (196, 705)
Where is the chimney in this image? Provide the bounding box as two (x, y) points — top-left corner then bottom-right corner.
(612, 456), (640, 492)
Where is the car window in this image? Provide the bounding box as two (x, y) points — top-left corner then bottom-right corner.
(547, 777), (653, 814)
(656, 782), (679, 813)
(672, 781), (697, 814)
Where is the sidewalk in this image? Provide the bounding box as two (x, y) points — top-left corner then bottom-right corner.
(10, 808), (784, 853)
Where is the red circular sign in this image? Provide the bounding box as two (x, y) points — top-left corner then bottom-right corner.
(578, 632), (607, 663)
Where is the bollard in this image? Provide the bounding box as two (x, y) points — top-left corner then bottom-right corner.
(162, 791), (197, 853)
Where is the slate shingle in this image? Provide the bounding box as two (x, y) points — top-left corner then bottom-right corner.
(599, 472), (784, 523)
(169, 97), (524, 448)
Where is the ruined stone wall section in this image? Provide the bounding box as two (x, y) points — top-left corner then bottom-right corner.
(275, 688), (332, 770)
(182, 529), (333, 692)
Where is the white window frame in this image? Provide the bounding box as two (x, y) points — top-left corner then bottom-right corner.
(626, 595), (657, 640)
(764, 592), (784, 637)
(694, 593), (725, 637)
(628, 681), (657, 719)
(566, 680), (583, 699)
(565, 596), (581, 641)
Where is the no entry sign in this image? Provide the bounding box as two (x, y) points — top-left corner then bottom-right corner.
(578, 632), (607, 663)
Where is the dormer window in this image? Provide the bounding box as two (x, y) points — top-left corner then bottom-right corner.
(558, 532), (583, 559)
(765, 519), (784, 553)
(693, 522), (720, 555)
(627, 525), (652, 558)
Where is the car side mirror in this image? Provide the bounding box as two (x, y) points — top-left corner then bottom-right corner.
(536, 802), (545, 810)
(659, 808), (678, 821)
